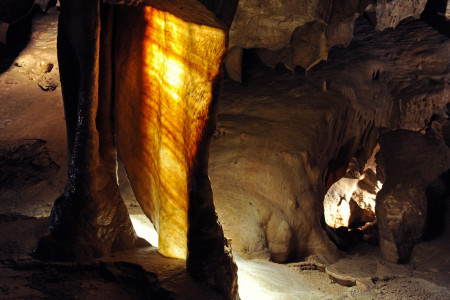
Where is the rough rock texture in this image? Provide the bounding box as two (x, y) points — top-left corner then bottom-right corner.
(0, 215), (226, 300)
(376, 130), (450, 263)
(291, 20), (328, 72)
(34, 1), (147, 261)
(114, 2), (238, 298)
(225, 0), (371, 74)
(324, 147), (380, 230)
(366, 0), (427, 30)
(3, 214), (448, 299)
(210, 17), (448, 264)
(376, 178), (427, 263)
(210, 77), (376, 263)
(1, 5), (450, 298)
(0, 7), (66, 218)
(225, 0), (430, 79)
(309, 18), (449, 132)
(324, 167), (378, 229)
(0, 139), (59, 190)
(33, 1), (238, 299)
(325, 0), (368, 49)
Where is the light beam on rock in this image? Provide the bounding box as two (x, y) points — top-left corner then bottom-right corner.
(116, 3), (226, 259)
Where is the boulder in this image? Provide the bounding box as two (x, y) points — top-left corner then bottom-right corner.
(376, 130), (450, 263)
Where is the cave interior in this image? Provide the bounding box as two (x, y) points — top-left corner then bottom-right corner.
(0, 0), (449, 299)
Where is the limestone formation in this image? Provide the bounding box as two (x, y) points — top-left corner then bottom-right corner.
(366, 0), (427, 30)
(114, 3), (238, 298)
(34, 1), (146, 261)
(224, 0), (432, 80)
(376, 178), (427, 263)
(211, 17), (449, 265)
(376, 130), (450, 263)
(324, 150), (380, 230)
(290, 21), (328, 72)
(34, 1), (239, 299)
(226, 0), (366, 75)
(210, 79), (377, 263)
(324, 171), (378, 229)
(224, 46), (243, 82)
(224, 0), (429, 78)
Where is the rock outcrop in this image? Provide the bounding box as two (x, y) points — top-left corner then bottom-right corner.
(227, 0), (370, 74)
(366, 0), (427, 30)
(210, 17), (449, 264)
(210, 74), (377, 263)
(376, 130), (450, 263)
(224, 0), (428, 79)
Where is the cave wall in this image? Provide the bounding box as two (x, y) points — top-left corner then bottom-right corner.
(224, 0), (428, 77)
(376, 130), (450, 263)
(210, 14), (449, 264)
(17, 0), (448, 297)
(210, 82), (377, 263)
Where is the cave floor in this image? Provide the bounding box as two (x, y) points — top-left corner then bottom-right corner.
(0, 7), (449, 300)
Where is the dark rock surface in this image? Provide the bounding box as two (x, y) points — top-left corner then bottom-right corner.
(0, 139), (59, 190)
(376, 130), (450, 263)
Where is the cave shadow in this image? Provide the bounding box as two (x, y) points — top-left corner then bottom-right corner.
(423, 169), (450, 240)
(0, 6), (44, 74)
(420, 0), (450, 37)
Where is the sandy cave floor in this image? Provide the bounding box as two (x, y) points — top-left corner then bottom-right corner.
(0, 7), (449, 300)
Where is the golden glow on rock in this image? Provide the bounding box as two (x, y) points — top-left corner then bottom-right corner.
(117, 5), (226, 259)
(324, 176), (382, 228)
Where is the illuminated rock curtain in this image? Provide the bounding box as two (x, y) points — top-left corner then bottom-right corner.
(116, 3), (225, 259)
(115, 3), (238, 297)
(36, 0), (238, 299)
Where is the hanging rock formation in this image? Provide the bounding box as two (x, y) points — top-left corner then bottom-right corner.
(114, 2), (238, 298)
(34, 0), (239, 299)
(225, 0), (371, 74)
(34, 0), (146, 261)
(224, 0), (431, 79)
(366, 0), (428, 30)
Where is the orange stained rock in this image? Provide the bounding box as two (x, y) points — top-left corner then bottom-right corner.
(117, 4), (226, 259)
